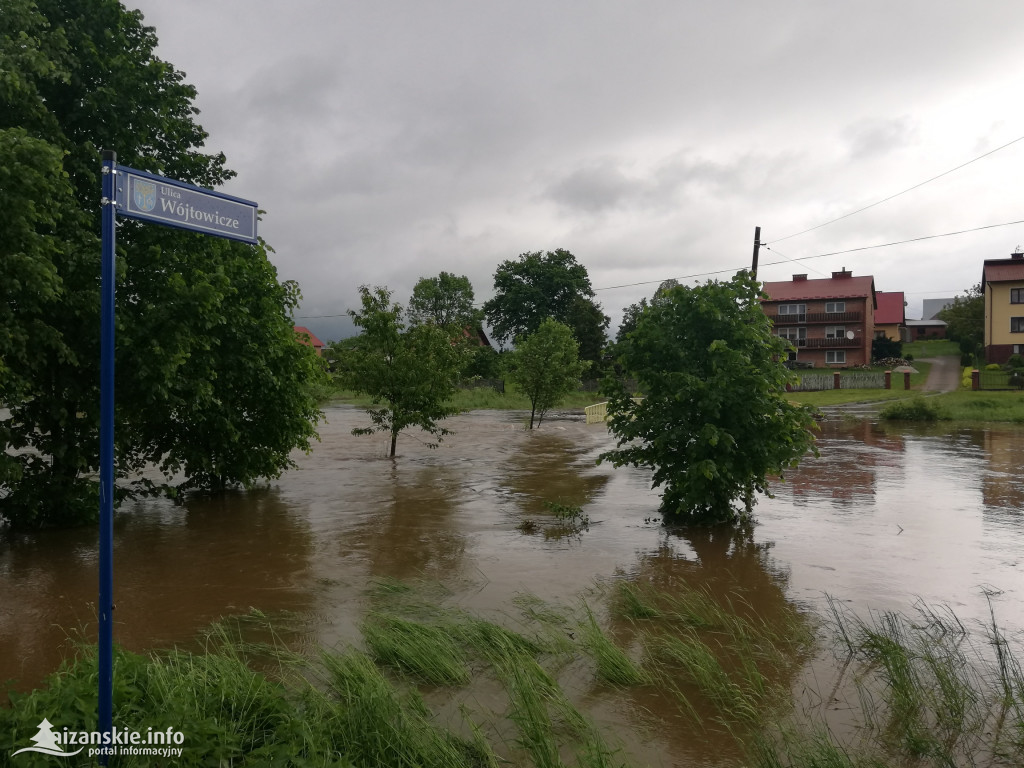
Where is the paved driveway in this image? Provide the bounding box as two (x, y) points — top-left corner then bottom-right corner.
(920, 355), (962, 392)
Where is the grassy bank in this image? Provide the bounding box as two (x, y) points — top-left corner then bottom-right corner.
(3, 582), (1020, 767)
(902, 339), (960, 359)
(881, 390), (1024, 422)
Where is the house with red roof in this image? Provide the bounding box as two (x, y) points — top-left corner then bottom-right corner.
(982, 250), (1024, 363)
(294, 325), (324, 356)
(761, 269), (876, 368)
(874, 291), (906, 342)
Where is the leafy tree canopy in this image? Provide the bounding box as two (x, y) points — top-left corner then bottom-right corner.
(616, 279), (680, 344)
(483, 249), (609, 364)
(937, 282), (983, 354)
(341, 286), (466, 457)
(1, 0), (323, 528)
(600, 272), (818, 526)
(505, 319), (587, 429)
(407, 272), (481, 331)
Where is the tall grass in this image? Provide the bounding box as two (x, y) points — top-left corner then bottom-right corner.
(4, 582), (1021, 768)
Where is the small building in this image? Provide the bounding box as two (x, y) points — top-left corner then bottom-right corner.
(982, 250), (1024, 363)
(921, 297), (956, 321)
(294, 325), (324, 356)
(761, 269), (876, 368)
(874, 291), (906, 342)
(904, 318), (947, 340)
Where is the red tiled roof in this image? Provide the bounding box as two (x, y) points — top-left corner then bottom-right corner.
(874, 291), (905, 325)
(761, 275), (875, 303)
(983, 261), (1024, 283)
(294, 325), (324, 348)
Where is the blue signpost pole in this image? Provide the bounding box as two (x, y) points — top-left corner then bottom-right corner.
(99, 150), (117, 760)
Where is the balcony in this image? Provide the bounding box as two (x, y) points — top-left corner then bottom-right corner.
(778, 336), (860, 349)
(768, 311), (862, 325)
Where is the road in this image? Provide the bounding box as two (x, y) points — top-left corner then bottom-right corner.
(920, 355), (962, 392)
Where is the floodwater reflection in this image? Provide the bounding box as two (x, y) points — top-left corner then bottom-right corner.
(1, 406), (1022, 765)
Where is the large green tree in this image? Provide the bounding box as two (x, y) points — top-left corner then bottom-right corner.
(505, 319), (587, 429)
(341, 286), (465, 457)
(407, 272), (481, 331)
(600, 272), (818, 526)
(1, 0), (323, 528)
(937, 282), (984, 356)
(483, 249), (609, 364)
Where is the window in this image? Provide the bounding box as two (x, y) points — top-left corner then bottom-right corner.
(1011, 317), (1024, 333)
(874, 330), (886, 339)
(825, 350), (846, 364)
(825, 301), (846, 313)
(825, 326), (846, 339)
(776, 327), (806, 344)
(778, 304), (806, 320)
(1012, 288), (1024, 304)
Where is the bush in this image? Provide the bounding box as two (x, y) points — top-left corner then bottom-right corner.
(986, 363), (1002, 371)
(960, 353), (974, 367)
(880, 397), (944, 422)
(1007, 354), (1024, 369)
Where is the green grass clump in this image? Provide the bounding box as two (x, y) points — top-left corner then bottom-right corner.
(320, 650), (493, 768)
(362, 614), (470, 685)
(879, 396), (945, 421)
(579, 605), (650, 686)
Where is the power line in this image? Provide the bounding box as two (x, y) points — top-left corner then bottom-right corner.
(593, 217), (1024, 293)
(768, 133), (1024, 245)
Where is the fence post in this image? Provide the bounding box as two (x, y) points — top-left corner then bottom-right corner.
(833, 371), (841, 390)
(884, 370), (891, 389)
(903, 371), (911, 390)
(972, 369), (980, 391)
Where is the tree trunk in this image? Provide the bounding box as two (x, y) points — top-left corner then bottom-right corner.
(529, 403), (536, 429)
(389, 429), (398, 457)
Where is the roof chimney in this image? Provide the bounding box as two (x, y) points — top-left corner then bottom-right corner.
(792, 274), (808, 281)
(832, 267), (852, 279)
(1012, 249), (1023, 260)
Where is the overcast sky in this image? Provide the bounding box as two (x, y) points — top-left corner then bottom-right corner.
(126, 0), (1024, 342)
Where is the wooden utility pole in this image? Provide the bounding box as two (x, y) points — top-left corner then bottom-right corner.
(751, 226), (761, 277)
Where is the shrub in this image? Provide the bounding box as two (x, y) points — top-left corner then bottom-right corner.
(1007, 354), (1024, 369)
(960, 353), (974, 367)
(880, 397), (944, 422)
(985, 363), (1002, 371)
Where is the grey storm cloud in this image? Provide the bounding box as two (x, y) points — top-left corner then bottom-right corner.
(128, 0), (1024, 338)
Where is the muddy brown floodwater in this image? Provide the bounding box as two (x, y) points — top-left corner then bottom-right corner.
(2, 405), (1022, 765)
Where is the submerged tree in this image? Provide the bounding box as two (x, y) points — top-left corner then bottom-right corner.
(599, 272), (817, 525)
(341, 286), (465, 456)
(505, 319), (587, 429)
(1, 0), (323, 528)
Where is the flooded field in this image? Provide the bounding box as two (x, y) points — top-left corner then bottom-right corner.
(1, 405), (1022, 765)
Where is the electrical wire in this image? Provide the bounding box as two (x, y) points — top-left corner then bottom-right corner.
(593, 217), (1024, 293)
(768, 133), (1024, 245)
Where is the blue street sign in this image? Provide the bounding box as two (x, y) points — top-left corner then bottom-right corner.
(114, 166), (258, 244)
(97, 153), (259, 764)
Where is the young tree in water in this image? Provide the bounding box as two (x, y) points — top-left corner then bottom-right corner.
(342, 286), (465, 456)
(600, 272), (817, 525)
(505, 319), (587, 429)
